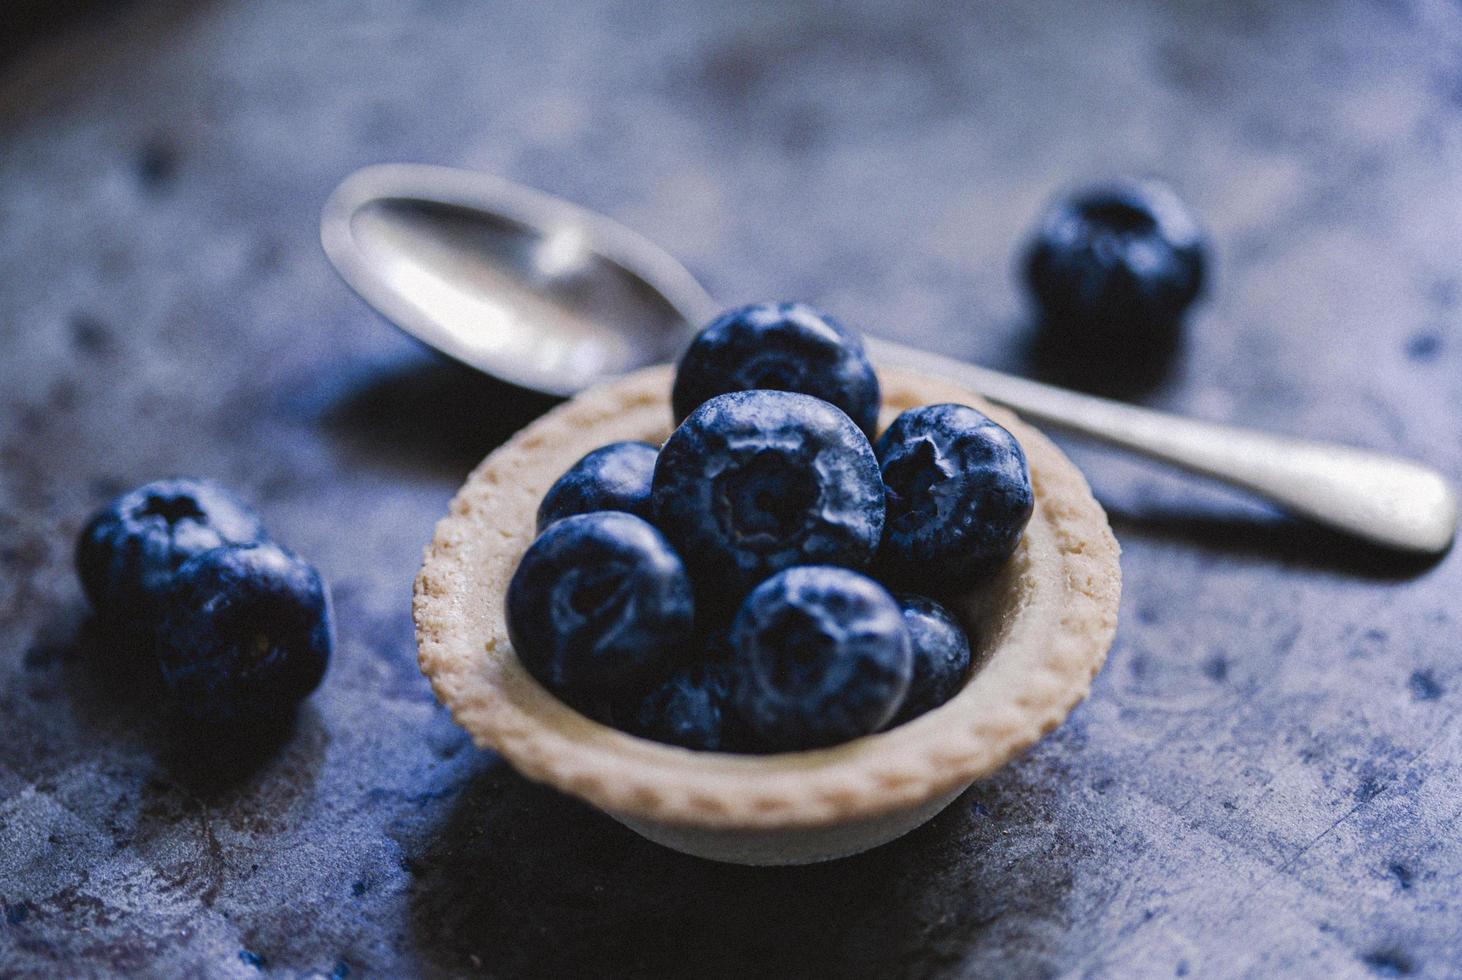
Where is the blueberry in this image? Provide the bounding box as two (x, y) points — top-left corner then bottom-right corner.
(627, 661), (739, 751)
(76, 478), (267, 620)
(731, 566), (911, 751)
(652, 390), (885, 609)
(536, 441), (659, 532)
(1024, 180), (1206, 339)
(672, 302), (881, 438)
(507, 512), (694, 699)
(886, 594), (973, 727)
(156, 542), (332, 722)
(875, 404), (1033, 590)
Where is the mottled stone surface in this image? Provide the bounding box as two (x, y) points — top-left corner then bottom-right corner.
(2, 1), (1460, 977)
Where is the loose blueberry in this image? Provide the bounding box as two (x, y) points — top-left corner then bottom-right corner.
(875, 404), (1034, 590)
(731, 566), (911, 751)
(886, 594), (973, 727)
(627, 661), (740, 752)
(76, 478), (267, 620)
(1024, 180), (1206, 339)
(156, 542), (332, 722)
(507, 512), (694, 699)
(536, 441), (659, 532)
(652, 390), (885, 610)
(672, 302), (882, 438)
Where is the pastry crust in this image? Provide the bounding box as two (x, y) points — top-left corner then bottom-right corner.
(414, 364), (1120, 831)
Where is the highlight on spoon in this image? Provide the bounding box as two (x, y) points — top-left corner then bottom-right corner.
(321, 164), (716, 396)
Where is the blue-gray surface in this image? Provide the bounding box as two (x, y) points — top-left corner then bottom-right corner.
(1, 1), (1460, 977)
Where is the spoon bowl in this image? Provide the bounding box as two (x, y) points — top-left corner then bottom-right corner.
(323, 165), (712, 396)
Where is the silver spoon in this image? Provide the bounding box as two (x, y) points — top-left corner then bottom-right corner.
(320, 163), (1457, 556)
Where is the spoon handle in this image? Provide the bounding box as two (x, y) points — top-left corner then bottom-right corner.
(864, 337), (1458, 556)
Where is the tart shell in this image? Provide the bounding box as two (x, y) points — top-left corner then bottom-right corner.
(414, 364), (1120, 863)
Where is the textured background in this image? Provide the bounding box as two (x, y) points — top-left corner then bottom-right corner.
(2, 1), (1460, 977)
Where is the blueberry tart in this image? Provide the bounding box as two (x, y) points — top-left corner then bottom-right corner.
(414, 365), (1119, 864)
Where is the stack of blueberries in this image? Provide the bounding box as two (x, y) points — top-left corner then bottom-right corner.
(509, 302), (1032, 753)
(75, 480), (332, 724)
(511, 178), (1207, 753)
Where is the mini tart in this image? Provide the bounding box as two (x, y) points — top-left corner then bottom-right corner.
(414, 364), (1120, 864)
